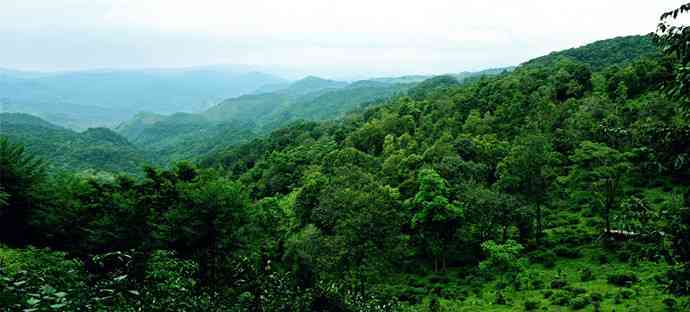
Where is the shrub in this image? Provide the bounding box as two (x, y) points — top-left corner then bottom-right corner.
(593, 300), (601, 312)
(617, 250), (632, 262)
(580, 267), (594, 282)
(529, 250), (556, 268)
(569, 295), (590, 310)
(398, 287), (425, 304)
(543, 290), (553, 298)
(553, 246), (583, 259)
(550, 291), (570, 306)
(616, 288), (635, 301)
(524, 299), (540, 311)
(428, 297), (442, 312)
(607, 272), (638, 287)
(593, 252), (610, 264)
(662, 297), (678, 311)
(531, 278), (544, 290)
(479, 240), (525, 276)
(569, 287), (587, 295)
(495, 291), (507, 305)
(495, 282), (507, 290)
(551, 278), (568, 289)
(512, 278), (524, 291)
(428, 275), (449, 284)
(439, 286), (463, 300)
(0, 247), (88, 311)
(590, 292), (603, 302)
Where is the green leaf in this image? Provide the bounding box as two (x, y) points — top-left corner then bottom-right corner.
(50, 303), (67, 310)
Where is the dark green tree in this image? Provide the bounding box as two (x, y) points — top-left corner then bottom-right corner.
(0, 137), (46, 245)
(410, 168), (462, 272)
(562, 141), (630, 235)
(655, 2), (690, 113)
(497, 133), (559, 246)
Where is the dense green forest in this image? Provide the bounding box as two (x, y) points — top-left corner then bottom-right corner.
(0, 70), (509, 172)
(0, 113), (148, 174)
(115, 70), (508, 165)
(1, 5), (690, 310)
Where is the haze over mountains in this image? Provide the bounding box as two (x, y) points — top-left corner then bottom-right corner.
(0, 35), (660, 174)
(0, 65), (286, 129)
(0, 63), (515, 171)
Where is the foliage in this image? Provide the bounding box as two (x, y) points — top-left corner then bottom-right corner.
(2, 31), (690, 310)
(0, 113), (147, 173)
(0, 137), (46, 245)
(655, 2), (690, 112)
(479, 240), (525, 277)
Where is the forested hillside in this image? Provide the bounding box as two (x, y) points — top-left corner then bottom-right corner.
(523, 35), (660, 70)
(2, 8), (690, 311)
(117, 70), (509, 164)
(0, 113), (148, 173)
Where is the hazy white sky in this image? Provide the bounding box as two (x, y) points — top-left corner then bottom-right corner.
(0, 0), (686, 79)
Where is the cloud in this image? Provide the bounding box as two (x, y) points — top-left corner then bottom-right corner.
(0, 0), (685, 78)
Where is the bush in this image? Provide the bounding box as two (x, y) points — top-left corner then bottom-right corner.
(568, 287), (587, 295)
(593, 252), (610, 264)
(569, 295), (590, 310)
(617, 250), (632, 262)
(495, 291), (507, 305)
(479, 240), (525, 276)
(553, 246), (583, 259)
(428, 274), (449, 284)
(590, 292), (603, 302)
(607, 272), (638, 287)
(529, 250), (556, 268)
(550, 278), (568, 289)
(662, 297), (678, 311)
(593, 300), (601, 312)
(614, 288), (636, 303)
(543, 290), (553, 298)
(531, 278), (544, 290)
(0, 247), (88, 311)
(580, 267), (594, 282)
(524, 299), (540, 311)
(428, 297), (442, 312)
(398, 287), (425, 304)
(550, 291), (570, 306)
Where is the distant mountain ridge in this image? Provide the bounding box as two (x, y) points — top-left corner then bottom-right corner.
(116, 68), (511, 164)
(0, 66), (287, 130)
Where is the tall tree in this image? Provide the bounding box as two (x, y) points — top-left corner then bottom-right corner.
(497, 133), (559, 246)
(410, 168), (462, 272)
(562, 141), (630, 235)
(655, 2), (690, 113)
(0, 137), (46, 245)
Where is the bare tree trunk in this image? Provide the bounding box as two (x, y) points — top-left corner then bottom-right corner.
(502, 226), (508, 242)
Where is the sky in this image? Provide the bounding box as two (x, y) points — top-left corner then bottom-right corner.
(0, 0), (687, 79)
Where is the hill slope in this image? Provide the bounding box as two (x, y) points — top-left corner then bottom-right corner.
(198, 34), (686, 309)
(0, 113), (148, 173)
(523, 35), (659, 70)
